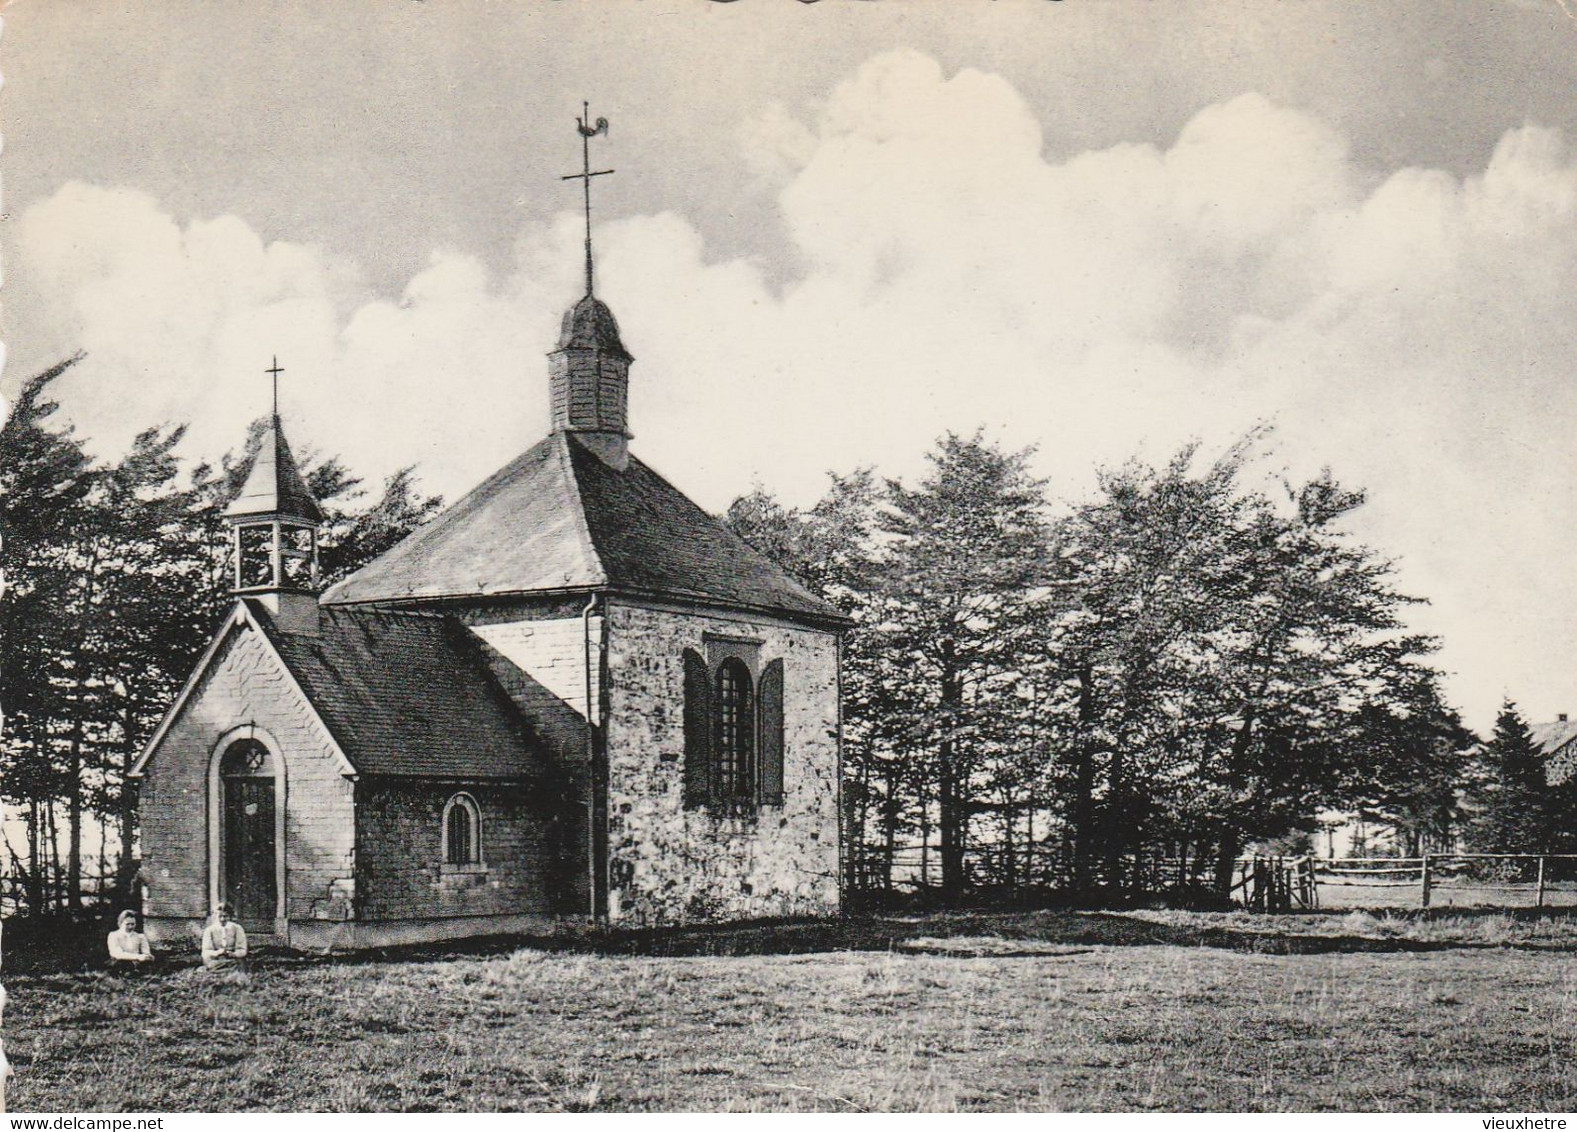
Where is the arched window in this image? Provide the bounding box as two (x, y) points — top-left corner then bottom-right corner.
(682, 650), (787, 813)
(442, 793), (482, 866)
(714, 659), (755, 805)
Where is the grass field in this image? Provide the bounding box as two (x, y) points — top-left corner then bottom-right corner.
(8, 908), (1577, 1112)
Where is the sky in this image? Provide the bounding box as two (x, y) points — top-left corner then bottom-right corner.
(4, 0), (1577, 733)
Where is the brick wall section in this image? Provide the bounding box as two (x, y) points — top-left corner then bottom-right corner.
(355, 780), (568, 920)
(139, 619), (355, 927)
(603, 601), (840, 925)
(469, 614), (601, 724)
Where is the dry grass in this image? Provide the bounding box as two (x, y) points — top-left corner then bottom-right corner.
(8, 908), (1577, 1112)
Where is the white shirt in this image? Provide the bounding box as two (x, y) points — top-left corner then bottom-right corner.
(202, 920), (248, 962)
(108, 928), (152, 961)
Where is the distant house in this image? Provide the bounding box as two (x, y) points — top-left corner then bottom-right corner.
(1316, 714), (1577, 860)
(1534, 715), (1577, 785)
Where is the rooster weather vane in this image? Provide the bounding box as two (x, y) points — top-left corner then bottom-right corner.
(562, 102), (613, 297)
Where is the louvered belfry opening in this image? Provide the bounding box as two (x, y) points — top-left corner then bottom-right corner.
(547, 294), (634, 469)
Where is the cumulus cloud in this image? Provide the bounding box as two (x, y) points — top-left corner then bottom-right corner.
(11, 48), (1577, 727)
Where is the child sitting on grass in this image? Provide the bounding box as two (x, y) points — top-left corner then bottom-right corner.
(107, 910), (155, 971)
(201, 903), (249, 975)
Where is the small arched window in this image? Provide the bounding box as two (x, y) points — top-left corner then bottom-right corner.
(715, 659), (755, 805)
(442, 792), (482, 866)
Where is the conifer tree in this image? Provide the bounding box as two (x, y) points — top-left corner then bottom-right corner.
(0, 356), (94, 911)
(1467, 700), (1551, 857)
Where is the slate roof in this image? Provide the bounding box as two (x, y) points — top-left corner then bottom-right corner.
(559, 295), (632, 360)
(225, 415), (324, 523)
(1534, 718), (1577, 756)
(321, 431), (846, 625)
(253, 602), (574, 779)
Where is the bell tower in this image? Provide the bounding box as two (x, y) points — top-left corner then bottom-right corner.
(548, 295), (633, 469)
(549, 102), (633, 470)
(224, 359), (323, 635)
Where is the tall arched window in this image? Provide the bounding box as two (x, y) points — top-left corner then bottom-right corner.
(683, 649), (786, 813)
(442, 792), (482, 866)
(715, 659), (755, 805)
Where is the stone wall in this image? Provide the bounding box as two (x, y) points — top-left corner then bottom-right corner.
(137, 614), (355, 944)
(355, 780), (581, 921)
(602, 601), (841, 925)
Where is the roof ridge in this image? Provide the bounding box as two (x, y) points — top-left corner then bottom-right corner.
(323, 604), (449, 622)
(555, 433), (609, 587)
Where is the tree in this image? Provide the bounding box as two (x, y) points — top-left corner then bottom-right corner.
(1346, 675), (1475, 856)
(1039, 436), (1442, 895)
(1039, 440), (1251, 891)
(0, 355), (95, 911)
(320, 466), (444, 584)
(875, 432), (1050, 895)
(732, 427), (1458, 905)
(1466, 700), (1551, 858)
(725, 469), (879, 610)
(1184, 468), (1437, 891)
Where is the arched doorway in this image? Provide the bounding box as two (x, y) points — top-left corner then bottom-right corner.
(219, 738), (278, 925)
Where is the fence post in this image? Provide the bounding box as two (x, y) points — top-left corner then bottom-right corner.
(1420, 853), (1432, 910)
(1537, 856), (1547, 909)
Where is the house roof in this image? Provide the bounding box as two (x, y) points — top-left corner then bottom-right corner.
(224, 415), (324, 523)
(1533, 718), (1577, 756)
(321, 431), (846, 625)
(255, 603), (573, 779)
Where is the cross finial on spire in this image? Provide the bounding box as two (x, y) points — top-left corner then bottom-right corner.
(561, 101), (612, 296)
(265, 356), (284, 419)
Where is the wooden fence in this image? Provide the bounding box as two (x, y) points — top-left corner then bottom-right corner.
(1308, 853), (1577, 910)
(850, 843), (1577, 912)
(0, 870), (129, 918)
(1232, 856), (1319, 911)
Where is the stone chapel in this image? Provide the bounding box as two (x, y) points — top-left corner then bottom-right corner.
(131, 242), (847, 950)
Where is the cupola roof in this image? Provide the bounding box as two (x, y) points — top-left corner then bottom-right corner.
(223, 415), (324, 523)
(558, 294), (632, 360)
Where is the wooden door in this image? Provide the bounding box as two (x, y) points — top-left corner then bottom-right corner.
(223, 775), (276, 925)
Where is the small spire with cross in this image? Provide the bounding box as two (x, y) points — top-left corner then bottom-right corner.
(266, 356), (284, 419)
(561, 101), (613, 297)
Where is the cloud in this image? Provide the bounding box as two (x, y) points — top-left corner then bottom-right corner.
(12, 49), (1577, 728)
